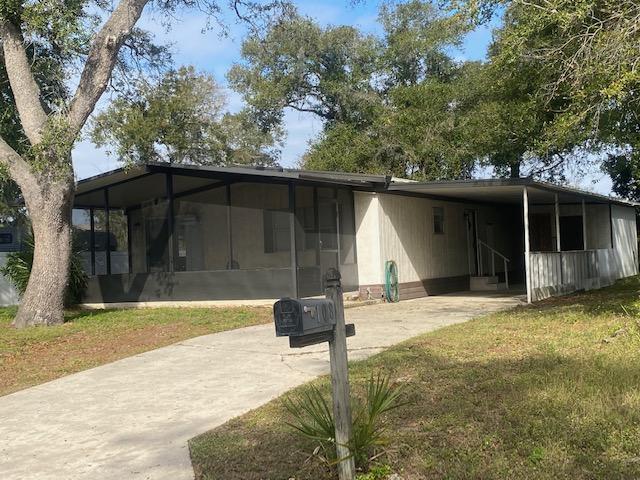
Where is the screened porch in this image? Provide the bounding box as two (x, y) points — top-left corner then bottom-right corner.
(72, 164), (370, 304)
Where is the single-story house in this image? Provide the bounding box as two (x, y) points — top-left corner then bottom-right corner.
(71, 163), (638, 306)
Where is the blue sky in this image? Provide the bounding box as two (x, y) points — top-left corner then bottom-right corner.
(73, 0), (612, 194)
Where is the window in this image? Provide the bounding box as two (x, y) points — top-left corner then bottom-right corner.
(433, 206), (445, 234)
(264, 209), (291, 253)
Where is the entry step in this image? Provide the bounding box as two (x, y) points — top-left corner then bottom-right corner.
(470, 276), (507, 291)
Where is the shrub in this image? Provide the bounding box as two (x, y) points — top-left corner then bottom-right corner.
(1, 235), (88, 306)
(284, 373), (405, 472)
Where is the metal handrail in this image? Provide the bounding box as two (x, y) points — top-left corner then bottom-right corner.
(477, 240), (510, 289)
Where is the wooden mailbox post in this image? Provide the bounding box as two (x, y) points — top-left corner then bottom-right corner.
(273, 268), (356, 480)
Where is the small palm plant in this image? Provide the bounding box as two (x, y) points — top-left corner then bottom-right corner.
(1, 234), (88, 307)
(283, 373), (405, 471)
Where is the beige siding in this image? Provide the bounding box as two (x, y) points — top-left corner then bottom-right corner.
(612, 205), (638, 278)
(354, 192), (383, 285)
(355, 192), (515, 286)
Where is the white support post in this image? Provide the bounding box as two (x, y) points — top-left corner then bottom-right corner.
(491, 251), (495, 277)
(554, 193), (561, 252)
(524, 186), (532, 304)
(582, 199), (588, 250)
(504, 258), (509, 290)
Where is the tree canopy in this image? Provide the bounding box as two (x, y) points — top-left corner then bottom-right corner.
(229, 0), (640, 193)
(91, 66), (281, 166)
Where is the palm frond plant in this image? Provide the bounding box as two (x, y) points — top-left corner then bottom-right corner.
(284, 372), (406, 472)
(1, 234), (88, 307)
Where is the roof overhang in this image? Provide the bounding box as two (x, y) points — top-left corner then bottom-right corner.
(73, 164), (638, 210)
(385, 178), (638, 207)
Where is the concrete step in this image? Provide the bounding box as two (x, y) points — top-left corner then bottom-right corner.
(470, 276), (505, 291)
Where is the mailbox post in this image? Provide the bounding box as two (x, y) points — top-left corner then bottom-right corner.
(273, 268), (356, 480)
(325, 268), (356, 480)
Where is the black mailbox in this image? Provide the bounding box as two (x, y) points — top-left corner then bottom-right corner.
(274, 298), (336, 337)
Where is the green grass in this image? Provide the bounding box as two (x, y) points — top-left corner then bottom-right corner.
(0, 306), (271, 396)
(190, 277), (640, 480)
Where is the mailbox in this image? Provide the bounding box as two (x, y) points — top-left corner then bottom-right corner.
(274, 298), (336, 337)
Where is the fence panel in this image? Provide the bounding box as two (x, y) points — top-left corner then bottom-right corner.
(529, 249), (606, 302)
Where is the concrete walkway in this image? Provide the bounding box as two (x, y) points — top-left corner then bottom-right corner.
(0, 292), (522, 480)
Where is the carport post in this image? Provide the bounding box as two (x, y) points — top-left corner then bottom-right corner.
(554, 193), (561, 252)
(609, 202), (614, 249)
(523, 186), (531, 303)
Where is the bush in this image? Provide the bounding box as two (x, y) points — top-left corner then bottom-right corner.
(284, 373), (405, 472)
(1, 235), (88, 306)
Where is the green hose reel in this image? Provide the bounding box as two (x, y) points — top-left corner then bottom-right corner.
(384, 260), (399, 303)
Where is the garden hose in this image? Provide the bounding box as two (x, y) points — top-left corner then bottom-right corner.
(384, 260), (400, 303)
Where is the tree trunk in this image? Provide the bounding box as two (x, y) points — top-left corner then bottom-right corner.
(12, 174), (74, 328)
(510, 162), (521, 178)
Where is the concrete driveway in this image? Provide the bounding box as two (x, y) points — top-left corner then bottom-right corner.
(0, 292), (522, 480)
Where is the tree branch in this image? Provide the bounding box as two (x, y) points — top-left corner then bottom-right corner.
(0, 21), (49, 145)
(67, 0), (149, 135)
(0, 135), (36, 189)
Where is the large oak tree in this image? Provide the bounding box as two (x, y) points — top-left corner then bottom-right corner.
(0, 0), (284, 328)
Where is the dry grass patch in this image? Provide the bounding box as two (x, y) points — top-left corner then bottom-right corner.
(0, 306), (271, 396)
(190, 277), (640, 480)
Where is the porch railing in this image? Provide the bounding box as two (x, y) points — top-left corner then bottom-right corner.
(528, 249), (617, 302)
(478, 239), (510, 289)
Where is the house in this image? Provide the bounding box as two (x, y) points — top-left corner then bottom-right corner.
(72, 163), (638, 306)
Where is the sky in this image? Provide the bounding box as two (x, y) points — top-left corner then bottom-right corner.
(72, 0), (613, 195)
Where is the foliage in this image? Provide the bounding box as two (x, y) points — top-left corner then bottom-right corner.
(379, 0), (468, 87)
(602, 151), (640, 202)
(1, 235), (87, 306)
(228, 10), (381, 130)
(470, 0), (640, 190)
(356, 464), (393, 480)
(283, 373), (405, 471)
(91, 66), (281, 166)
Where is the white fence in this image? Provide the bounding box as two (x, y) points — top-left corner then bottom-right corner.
(529, 249), (619, 302)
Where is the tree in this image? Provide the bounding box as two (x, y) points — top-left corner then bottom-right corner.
(232, 1), (473, 179)
(379, 0), (467, 87)
(228, 9), (382, 130)
(467, 0), (640, 193)
(91, 66), (281, 166)
(0, 0), (285, 328)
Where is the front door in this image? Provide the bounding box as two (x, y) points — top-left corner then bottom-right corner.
(464, 209), (478, 275)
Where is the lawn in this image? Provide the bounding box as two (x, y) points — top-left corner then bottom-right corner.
(0, 306), (271, 396)
(190, 277), (640, 480)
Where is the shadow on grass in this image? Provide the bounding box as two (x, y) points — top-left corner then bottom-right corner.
(190, 346), (640, 480)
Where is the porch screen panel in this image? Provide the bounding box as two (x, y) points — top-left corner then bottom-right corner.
(129, 201), (170, 273)
(92, 209), (108, 275)
(108, 210), (129, 274)
(230, 182), (291, 270)
(337, 188), (358, 291)
(295, 186), (320, 297)
(72, 208), (92, 275)
(109, 173), (170, 274)
(174, 182), (228, 271)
